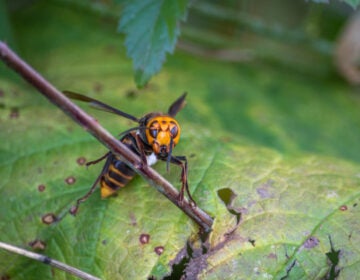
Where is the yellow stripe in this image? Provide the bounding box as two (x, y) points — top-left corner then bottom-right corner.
(107, 176), (126, 188)
(108, 164), (133, 180)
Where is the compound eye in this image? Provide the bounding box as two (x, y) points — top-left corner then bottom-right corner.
(150, 128), (158, 138)
(170, 125), (178, 137)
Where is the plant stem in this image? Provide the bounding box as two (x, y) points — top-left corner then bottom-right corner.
(0, 41), (213, 232)
(0, 241), (100, 280)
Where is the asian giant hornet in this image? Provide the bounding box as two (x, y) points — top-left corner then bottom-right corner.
(63, 91), (196, 214)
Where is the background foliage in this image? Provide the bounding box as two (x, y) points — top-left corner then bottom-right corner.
(1, 0), (360, 279)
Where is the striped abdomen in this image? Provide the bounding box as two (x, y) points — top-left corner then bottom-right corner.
(100, 133), (138, 198)
(100, 155), (136, 198)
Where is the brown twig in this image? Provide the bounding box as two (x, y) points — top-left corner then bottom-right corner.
(0, 41), (213, 232)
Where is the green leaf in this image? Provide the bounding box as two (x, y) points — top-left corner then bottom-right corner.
(1, 1), (360, 279)
(118, 0), (188, 87)
(195, 148), (360, 279)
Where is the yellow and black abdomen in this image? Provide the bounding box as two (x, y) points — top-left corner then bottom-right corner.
(100, 133), (138, 198)
(100, 155), (136, 198)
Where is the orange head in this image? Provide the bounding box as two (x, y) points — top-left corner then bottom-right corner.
(145, 116), (180, 158)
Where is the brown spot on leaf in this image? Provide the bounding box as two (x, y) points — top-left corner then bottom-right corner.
(28, 239), (46, 250)
(303, 236), (320, 249)
(1, 274), (10, 280)
(256, 179), (275, 199)
(93, 82), (103, 93)
(38, 184), (46, 192)
(125, 89), (137, 99)
(76, 157), (86, 166)
(154, 246), (164, 255)
(267, 253), (277, 259)
(42, 213), (57, 224)
(65, 176), (76, 185)
(9, 107), (19, 119)
(0, 89), (4, 97)
(139, 234), (150, 245)
(69, 205), (79, 216)
(339, 205), (348, 211)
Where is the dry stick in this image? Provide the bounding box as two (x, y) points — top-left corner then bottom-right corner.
(0, 241), (100, 280)
(0, 41), (213, 232)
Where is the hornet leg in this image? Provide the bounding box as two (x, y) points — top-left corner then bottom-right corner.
(168, 155), (196, 207)
(70, 153), (111, 215)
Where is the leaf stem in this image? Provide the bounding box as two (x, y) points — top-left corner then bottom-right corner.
(0, 241), (100, 280)
(0, 41), (213, 232)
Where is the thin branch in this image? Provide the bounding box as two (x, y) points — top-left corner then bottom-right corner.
(0, 241), (100, 280)
(0, 41), (213, 232)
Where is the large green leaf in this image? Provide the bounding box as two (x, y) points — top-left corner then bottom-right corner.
(1, 1), (360, 279)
